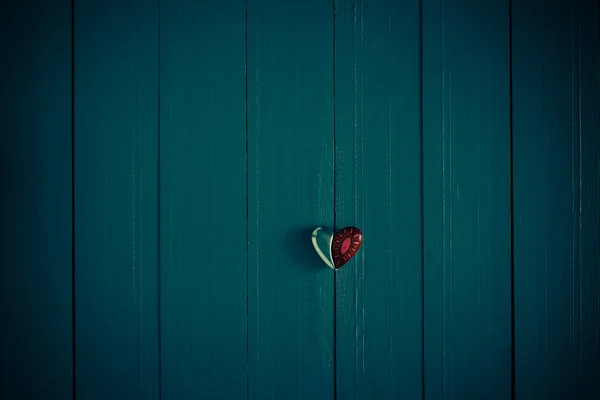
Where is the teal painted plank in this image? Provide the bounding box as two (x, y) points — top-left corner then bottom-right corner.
(334, 0), (423, 398)
(577, 0), (600, 395)
(0, 1), (73, 398)
(512, 0), (600, 397)
(159, 2), (248, 399)
(422, 0), (512, 398)
(247, 0), (335, 398)
(74, 1), (160, 398)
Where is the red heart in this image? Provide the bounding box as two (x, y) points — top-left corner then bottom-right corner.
(331, 226), (363, 269)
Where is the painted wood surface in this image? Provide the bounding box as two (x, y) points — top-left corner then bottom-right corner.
(247, 0), (335, 399)
(74, 0), (160, 398)
(422, 0), (512, 398)
(2, 1), (600, 399)
(0, 1), (73, 398)
(334, 0), (423, 399)
(512, 0), (600, 398)
(159, 1), (248, 399)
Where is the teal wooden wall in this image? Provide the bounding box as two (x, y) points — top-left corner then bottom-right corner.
(1, 0), (599, 399)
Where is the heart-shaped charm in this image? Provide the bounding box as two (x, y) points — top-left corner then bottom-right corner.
(311, 226), (363, 269)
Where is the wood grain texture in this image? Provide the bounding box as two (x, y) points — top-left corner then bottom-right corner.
(159, 1), (248, 399)
(334, 0), (423, 398)
(512, 0), (600, 397)
(247, 0), (335, 398)
(577, 0), (600, 394)
(422, 0), (512, 398)
(0, 1), (73, 398)
(74, 1), (160, 398)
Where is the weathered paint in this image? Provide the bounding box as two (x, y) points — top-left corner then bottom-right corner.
(247, 0), (335, 398)
(74, 0), (160, 398)
(1, 1), (598, 399)
(422, 0), (512, 398)
(512, 0), (600, 398)
(159, 0), (248, 398)
(334, 0), (424, 398)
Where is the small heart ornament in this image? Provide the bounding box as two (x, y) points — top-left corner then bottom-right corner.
(311, 226), (363, 269)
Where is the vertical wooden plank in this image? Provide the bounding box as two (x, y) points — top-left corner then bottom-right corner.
(74, 1), (160, 398)
(159, 1), (247, 398)
(0, 1), (73, 398)
(247, 0), (334, 399)
(334, 0), (423, 398)
(577, 0), (600, 396)
(422, 0), (512, 398)
(511, 1), (572, 397)
(512, 0), (600, 397)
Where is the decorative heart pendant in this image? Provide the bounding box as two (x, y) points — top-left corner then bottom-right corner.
(311, 226), (363, 269)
